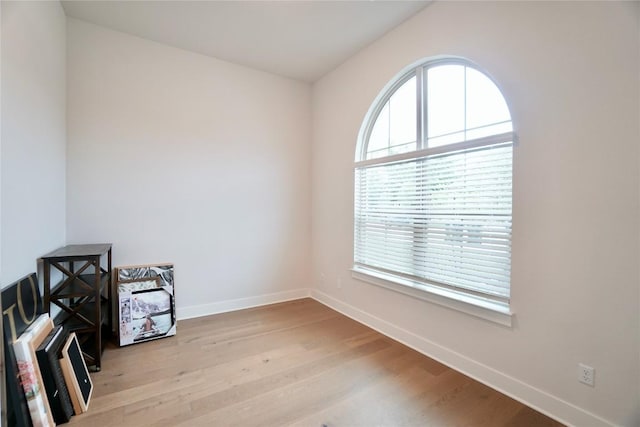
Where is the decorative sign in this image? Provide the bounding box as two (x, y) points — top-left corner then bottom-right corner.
(60, 333), (93, 414)
(2, 273), (44, 427)
(2, 273), (42, 343)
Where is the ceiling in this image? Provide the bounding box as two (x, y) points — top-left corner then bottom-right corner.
(61, 1), (430, 82)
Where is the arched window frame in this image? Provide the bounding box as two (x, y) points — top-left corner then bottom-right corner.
(356, 70), (419, 160)
(353, 57), (516, 326)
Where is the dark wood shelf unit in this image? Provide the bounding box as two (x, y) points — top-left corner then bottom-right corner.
(42, 243), (112, 371)
(54, 300), (109, 331)
(49, 272), (110, 299)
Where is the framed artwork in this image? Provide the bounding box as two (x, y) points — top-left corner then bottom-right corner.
(12, 313), (55, 427)
(59, 333), (93, 414)
(116, 263), (174, 288)
(2, 273), (45, 427)
(35, 325), (74, 423)
(115, 264), (176, 346)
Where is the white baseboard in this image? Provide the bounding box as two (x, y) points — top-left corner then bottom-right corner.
(310, 289), (613, 427)
(177, 288), (311, 320)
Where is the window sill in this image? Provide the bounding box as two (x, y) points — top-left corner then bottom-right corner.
(351, 267), (513, 327)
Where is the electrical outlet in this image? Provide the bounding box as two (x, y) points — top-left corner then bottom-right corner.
(578, 363), (595, 386)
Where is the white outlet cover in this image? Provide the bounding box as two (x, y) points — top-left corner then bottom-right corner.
(578, 363), (595, 386)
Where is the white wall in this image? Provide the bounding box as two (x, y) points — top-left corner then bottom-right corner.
(66, 19), (312, 317)
(1, 1), (67, 287)
(311, 2), (639, 426)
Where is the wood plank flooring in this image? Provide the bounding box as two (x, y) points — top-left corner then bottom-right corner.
(69, 298), (563, 426)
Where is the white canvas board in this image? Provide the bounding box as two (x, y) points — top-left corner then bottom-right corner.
(13, 314), (55, 427)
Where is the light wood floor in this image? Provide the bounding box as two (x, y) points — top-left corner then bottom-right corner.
(69, 298), (563, 426)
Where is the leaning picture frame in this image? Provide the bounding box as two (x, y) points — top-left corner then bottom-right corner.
(59, 333), (93, 414)
(115, 264), (176, 346)
(12, 314), (55, 427)
(116, 263), (174, 288)
(2, 273), (43, 427)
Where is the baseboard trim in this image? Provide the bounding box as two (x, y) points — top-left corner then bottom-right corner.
(310, 289), (613, 427)
(177, 288), (311, 320)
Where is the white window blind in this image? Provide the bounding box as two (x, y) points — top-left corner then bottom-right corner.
(354, 60), (514, 309)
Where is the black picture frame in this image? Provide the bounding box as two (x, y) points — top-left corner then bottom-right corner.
(118, 286), (175, 346)
(36, 325), (74, 423)
(2, 273), (43, 427)
(59, 333), (93, 414)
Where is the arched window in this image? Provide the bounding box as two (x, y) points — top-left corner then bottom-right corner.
(354, 58), (514, 317)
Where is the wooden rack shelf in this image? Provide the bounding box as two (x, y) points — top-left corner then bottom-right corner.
(42, 243), (112, 371)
